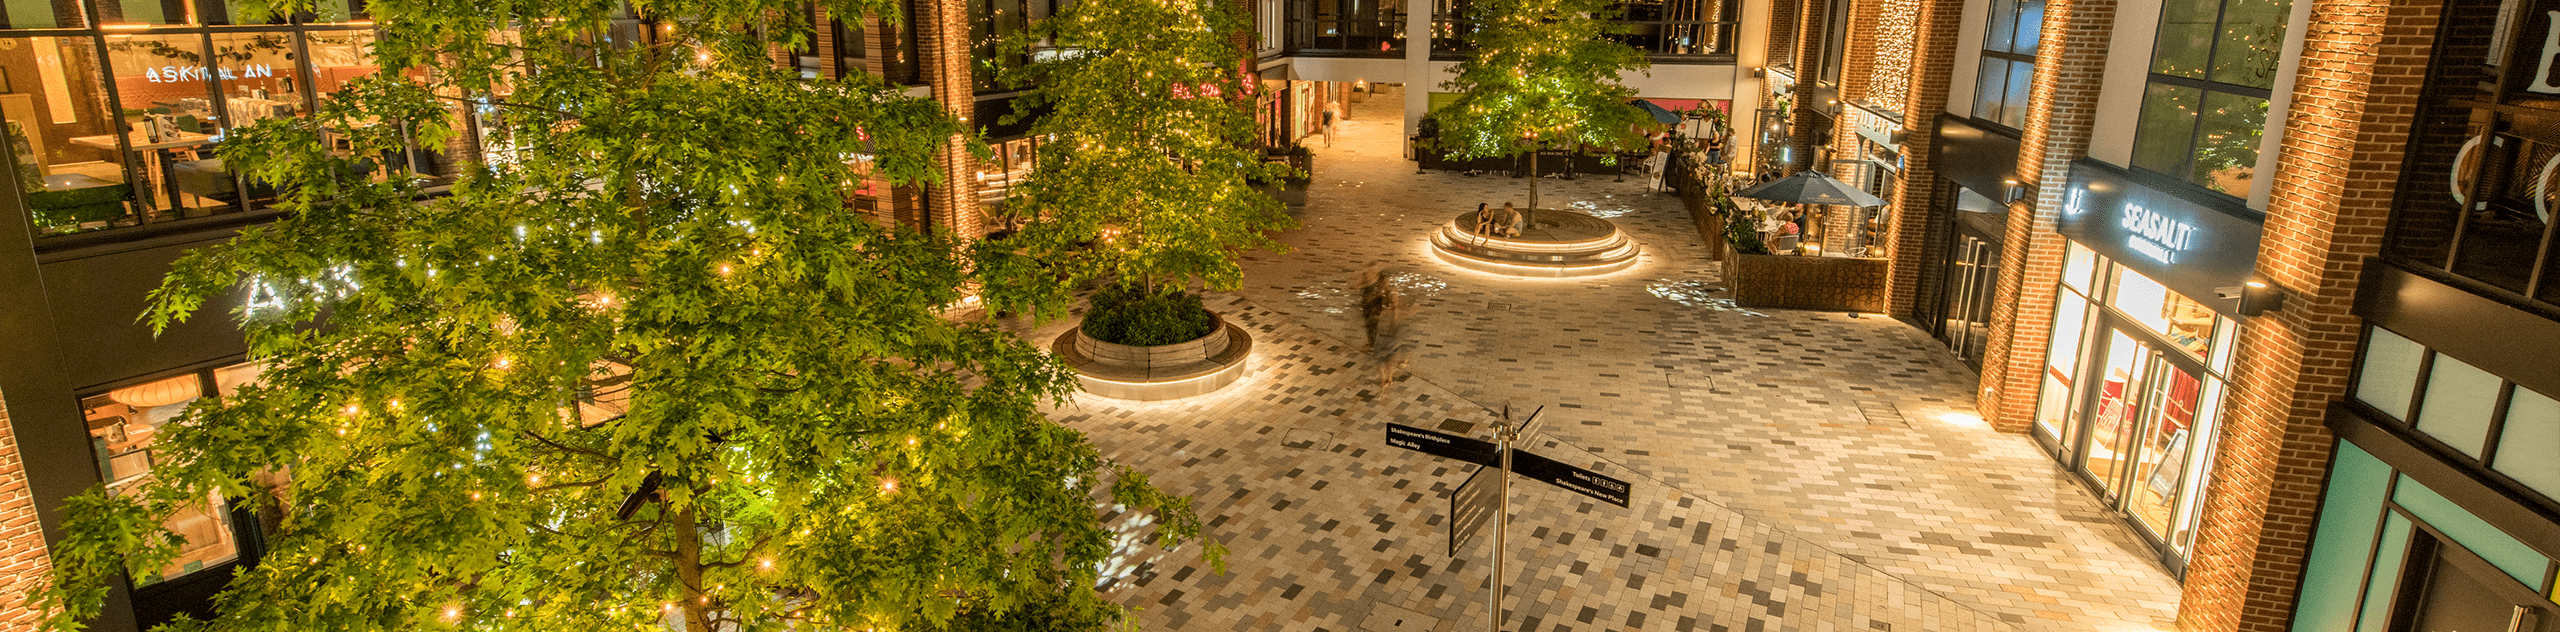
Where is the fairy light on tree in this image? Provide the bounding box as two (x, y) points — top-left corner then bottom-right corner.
(33, 0), (1216, 630)
(976, 0), (1296, 344)
(1427, 0), (1649, 215)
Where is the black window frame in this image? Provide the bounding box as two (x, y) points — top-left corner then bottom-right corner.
(1970, 0), (2041, 132)
(2125, 0), (2289, 199)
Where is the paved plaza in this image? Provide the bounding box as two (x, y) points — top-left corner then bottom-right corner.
(1025, 87), (2184, 632)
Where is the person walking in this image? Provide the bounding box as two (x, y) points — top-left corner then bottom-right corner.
(1322, 101), (1341, 148)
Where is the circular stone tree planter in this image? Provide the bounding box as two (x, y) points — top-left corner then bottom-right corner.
(1052, 311), (1252, 401)
(1429, 208), (1640, 277)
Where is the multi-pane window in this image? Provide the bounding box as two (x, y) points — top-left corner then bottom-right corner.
(2129, 0), (2289, 195)
(1972, 0), (2040, 129)
(1608, 0), (1740, 57)
(2386, 0), (2560, 308)
(1288, 0), (1404, 55)
(972, 0), (1049, 91)
(2354, 326), (2560, 507)
(4, 18), (391, 239)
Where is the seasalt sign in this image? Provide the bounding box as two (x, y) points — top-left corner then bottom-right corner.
(2120, 203), (2198, 264)
(146, 63), (277, 83)
(2053, 157), (2266, 316)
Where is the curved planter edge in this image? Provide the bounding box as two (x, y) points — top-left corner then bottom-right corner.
(1053, 311), (1252, 401)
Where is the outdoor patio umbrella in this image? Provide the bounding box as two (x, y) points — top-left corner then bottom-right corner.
(1629, 99), (1682, 125)
(1732, 169), (1889, 207)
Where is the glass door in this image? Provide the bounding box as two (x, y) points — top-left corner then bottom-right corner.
(1940, 234), (2000, 365)
(2079, 329), (2149, 503)
(2068, 315), (2223, 561)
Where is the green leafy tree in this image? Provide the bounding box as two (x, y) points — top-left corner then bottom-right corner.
(977, 0), (1296, 324)
(34, 1), (1215, 630)
(1429, 0), (1649, 214)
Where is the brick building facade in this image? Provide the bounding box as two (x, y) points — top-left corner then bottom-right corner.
(1770, 0), (2560, 625)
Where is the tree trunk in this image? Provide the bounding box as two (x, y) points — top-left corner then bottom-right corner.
(1527, 151), (1540, 221)
(675, 504), (716, 632)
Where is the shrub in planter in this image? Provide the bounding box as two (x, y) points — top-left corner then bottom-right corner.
(1082, 283), (1218, 346)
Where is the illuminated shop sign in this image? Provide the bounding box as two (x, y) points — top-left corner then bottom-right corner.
(146, 63), (278, 83)
(2055, 158), (2265, 315)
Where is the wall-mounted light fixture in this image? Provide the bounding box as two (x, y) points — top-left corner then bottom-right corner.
(2002, 179), (2028, 204)
(2214, 279), (2289, 316)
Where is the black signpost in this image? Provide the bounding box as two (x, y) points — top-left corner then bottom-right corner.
(1509, 449), (1632, 508)
(1386, 423), (1499, 467)
(1448, 467), (1499, 556)
(1387, 406), (1624, 632)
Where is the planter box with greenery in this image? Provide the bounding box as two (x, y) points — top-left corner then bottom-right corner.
(1051, 285), (1252, 400)
(1711, 192), (1890, 312)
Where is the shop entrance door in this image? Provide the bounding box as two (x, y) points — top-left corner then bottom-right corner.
(2390, 531), (2557, 632)
(2071, 320), (2215, 559)
(1938, 234), (1999, 366)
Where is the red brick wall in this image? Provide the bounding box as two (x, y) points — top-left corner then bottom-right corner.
(920, 0), (985, 240)
(2176, 0), (2437, 628)
(1881, 0), (1965, 317)
(0, 393), (47, 631)
(1786, 0), (1830, 173)
(1767, 0), (1801, 72)
(1977, 0), (2113, 432)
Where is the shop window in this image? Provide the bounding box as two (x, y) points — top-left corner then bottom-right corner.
(2105, 265), (2217, 359)
(1288, 0), (1404, 55)
(2385, 0), (2560, 309)
(971, 0), (1051, 90)
(307, 0), (371, 22)
(1972, 0), (2039, 129)
(2440, 133), (2558, 296)
(2033, 294), (2093, 442)
(99, 0), (205, 26)
(1429, 0), (1473, 54)
(2415, 354), (2500, 459)
(2493, 386), (2559, 502)
(832, 13), (865, 77)
(1606, 0), (1740, 57)
(5, 34), (152, 236)
(100, 33), (241, 217)
(83, 372), (248, 584)
(0, 0), (85, 29)
(2392, 475), (2555, 587)
(2130, 0), (2286, 196)
(1813, 0), (1847, 86)
(2356, 326), (2424, 420)
(2062, 240), (2099, 294)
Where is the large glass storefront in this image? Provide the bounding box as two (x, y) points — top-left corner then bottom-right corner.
(2031, 240), (2239, 572)
(1, 3), (383, 238)
(79, 360), (270, 593)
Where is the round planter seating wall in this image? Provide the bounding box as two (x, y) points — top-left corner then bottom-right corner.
(1429, 209), (1640, 277)
(1053, 311), (1252, 401)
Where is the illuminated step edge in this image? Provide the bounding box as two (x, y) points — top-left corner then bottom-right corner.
(1429, 221), (1641, 278)
(1052, 314), (1252, 401)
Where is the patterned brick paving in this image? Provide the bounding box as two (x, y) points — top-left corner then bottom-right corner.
(1023, 87), (2181, 632)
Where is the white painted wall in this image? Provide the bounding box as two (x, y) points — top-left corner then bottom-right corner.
(2244, 0), (2317, 211)
(1732, 0), (1771, 164)
(2088, 0), (2165, 167)
(1290, 56), (1414, 85)
(1949, 0), (1990, 118)
(1623, 65), (1742, 100)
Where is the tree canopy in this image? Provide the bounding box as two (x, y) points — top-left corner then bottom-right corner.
(977, 0), (1296, 310)
(34, 0), (1214, 630)
(1429, 0), (1649, 210)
